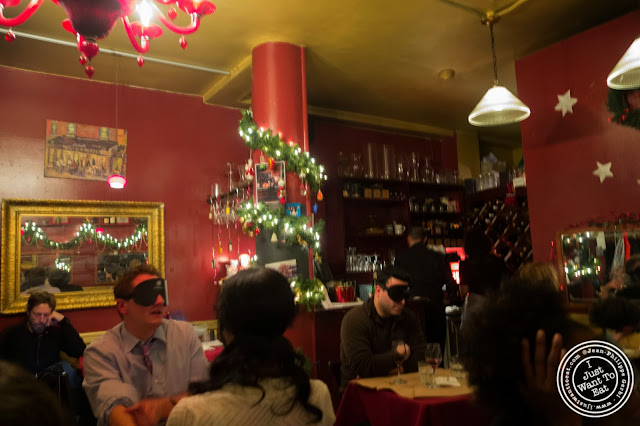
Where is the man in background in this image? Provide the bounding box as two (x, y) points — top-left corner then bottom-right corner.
(394, 226), (457, 354)
(0, 290), (85, 376)
(340, 266), (426, 391)
(83, 264), (208, 426)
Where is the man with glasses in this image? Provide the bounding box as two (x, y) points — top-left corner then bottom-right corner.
(83, 264), (208, 426)
(339, 266), (427, 391)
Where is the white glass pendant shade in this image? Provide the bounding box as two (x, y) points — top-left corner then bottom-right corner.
(607, 37), (640, 90)
(468, 85), (531, 127)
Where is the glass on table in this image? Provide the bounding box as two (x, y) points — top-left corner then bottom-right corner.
(424, 343), (442, 388)
(391, 339), (408, 384)
(418, 361), (434, 386)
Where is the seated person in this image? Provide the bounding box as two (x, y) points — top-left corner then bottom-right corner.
(601, 254), (640, 300)
(82, 264), (209, 426)
(0, 291), (85, 376)
(167, 267), (335, 426)
(339, 266), (427, 391)
(461, 277), (640, 425)
(0, 360), (72, 426)
(21, 266), (60, 294)
(48, 268), (83, 292)
(517, 261), (561, 291)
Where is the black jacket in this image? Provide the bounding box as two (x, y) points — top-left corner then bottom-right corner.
(340, 298), (427, 390)
(0, 318), (86, 374)
(394, 243), (457, 303)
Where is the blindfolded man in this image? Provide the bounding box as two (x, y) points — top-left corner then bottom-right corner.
(339, 266), (427, 392)
(83, 264), (208, 426)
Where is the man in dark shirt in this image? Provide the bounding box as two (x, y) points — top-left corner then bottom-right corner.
(340, 266), (427, 391)
(0, 291), (86, 375)
(394, 227), (457, 352)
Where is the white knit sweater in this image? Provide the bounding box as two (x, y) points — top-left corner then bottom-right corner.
(166, 378), (335, 426)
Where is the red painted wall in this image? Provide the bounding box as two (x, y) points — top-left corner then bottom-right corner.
(516, 11), (640, 260)
(0, 66), (252, 332)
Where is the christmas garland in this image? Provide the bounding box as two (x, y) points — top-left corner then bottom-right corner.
(290, 276), (325, 312)
(236, 202), (323, 252)
(22, 221), (147, 251)
(606, 88), (640, 130)
(238, 110), (327, 193)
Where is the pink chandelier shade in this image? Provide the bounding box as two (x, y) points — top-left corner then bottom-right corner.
(0, 0), (215, 77)
(107, 175), (127, 189)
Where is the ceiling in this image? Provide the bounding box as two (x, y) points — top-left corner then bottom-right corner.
(1, 0), (638, 145)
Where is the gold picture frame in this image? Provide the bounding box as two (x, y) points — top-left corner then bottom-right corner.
(1, 199), (165, 314)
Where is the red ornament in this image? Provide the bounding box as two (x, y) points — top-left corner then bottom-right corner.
(85, 65), (95, 78)
(80, 39), (99, 60)
(279, 197), (285, 204)
(254, 227), (260, 235)
(317, 189), (324, 201)
(79, 53), (87, 65)
(179, 35), (188, 50)
(137, 55), (145, 67)
(5, 29), (15, 42)
(168, 7), (178, 20)
(268, 157), (275, 170)
(20, 229), (24, 235)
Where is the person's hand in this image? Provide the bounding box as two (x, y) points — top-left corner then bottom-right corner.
(394, 342), (411, 362)
(125, 397), (172, 426)
(48, 311), (65, 326)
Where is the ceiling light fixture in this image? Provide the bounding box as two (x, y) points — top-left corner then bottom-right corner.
(468, 16), (530, 127)
(0, 0), (216, 78)
(107, 174), (127, 189)
(607, 36), (640, 90)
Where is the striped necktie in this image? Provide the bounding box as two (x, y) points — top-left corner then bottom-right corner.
(140, 339), (153, 374)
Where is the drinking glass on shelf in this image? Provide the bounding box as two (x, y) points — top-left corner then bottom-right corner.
(424, 343), (442, 388)
(391, 339), (408, 384)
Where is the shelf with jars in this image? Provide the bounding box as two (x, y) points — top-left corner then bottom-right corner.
(464, 185), (531, 273)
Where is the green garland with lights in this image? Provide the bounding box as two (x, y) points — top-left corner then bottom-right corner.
(236, 202), (324, 252)
(238, 110), (328, 193)
(607, 88), (640, 130)
(290, 276), (325, 312)
(22, 221), (148, 251)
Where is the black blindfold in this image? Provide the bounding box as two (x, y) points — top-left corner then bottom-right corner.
(128, 278), (168, 306)
(383, 285), (410, 303)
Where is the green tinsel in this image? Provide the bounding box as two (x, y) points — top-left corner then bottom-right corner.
(236, 202), (324, 252)
(290, 276), (325, 312)
(238, 110), (327, 193)
(22, 220), (147, 251)
(607, 88), (640, 130)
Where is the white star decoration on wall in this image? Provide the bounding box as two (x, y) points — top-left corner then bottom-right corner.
(555, 90), (578, 117)
(592, 161), (613, 183)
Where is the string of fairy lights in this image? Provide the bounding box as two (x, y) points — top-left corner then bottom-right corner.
(21, 220), (148, 251)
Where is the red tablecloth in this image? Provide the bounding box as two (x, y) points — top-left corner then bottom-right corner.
(335, 382), (493, 426)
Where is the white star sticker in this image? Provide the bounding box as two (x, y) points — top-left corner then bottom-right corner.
(555, 90), (578, 117)
(592, 161), (613, 183)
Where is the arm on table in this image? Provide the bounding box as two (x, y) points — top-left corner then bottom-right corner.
(340, 310), (396, 378)
(125, 394), (186, 426)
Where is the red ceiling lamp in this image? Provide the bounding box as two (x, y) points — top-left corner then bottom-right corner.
(0, 0), (215, 77)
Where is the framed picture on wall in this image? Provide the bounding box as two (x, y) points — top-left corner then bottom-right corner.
(52, 216), (70, 225)
(115, 217), (130, 224)
(286, 203), (301, 217)
(255, 161), (285, 205)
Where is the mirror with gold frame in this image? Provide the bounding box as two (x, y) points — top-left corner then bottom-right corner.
(556, 226), (640, 304)
(1, 199), (164, 314)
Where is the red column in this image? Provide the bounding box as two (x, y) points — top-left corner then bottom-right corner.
(251, 42), (313, 265)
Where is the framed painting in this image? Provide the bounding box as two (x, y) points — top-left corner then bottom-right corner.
(255, 161), (285, 205)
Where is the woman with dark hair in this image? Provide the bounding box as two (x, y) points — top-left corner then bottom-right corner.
(167, 268), (335, 426)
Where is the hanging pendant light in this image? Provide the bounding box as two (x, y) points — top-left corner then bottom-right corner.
(468, 18), (530, 127)
(607, 36), (640, 90)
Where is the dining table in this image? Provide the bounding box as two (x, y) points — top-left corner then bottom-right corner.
(334, 369), (493, 426)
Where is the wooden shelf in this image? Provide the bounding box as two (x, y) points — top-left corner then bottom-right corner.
(342, 197), (405, 204)
(464, 186), (527, 206)
(409, 211), (462, 218)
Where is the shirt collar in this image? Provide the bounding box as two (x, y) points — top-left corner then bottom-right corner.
(120, 320), (167, 353)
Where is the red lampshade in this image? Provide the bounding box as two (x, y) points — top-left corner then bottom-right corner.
(107, 175), (127, 189)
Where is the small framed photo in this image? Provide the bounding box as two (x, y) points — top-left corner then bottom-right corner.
(52, 216), (70, 225)
(286, 203), (301, 217)
(255, 161), (285, 205)
(115, 217), (130, 224)
(265, 259), (298, 279)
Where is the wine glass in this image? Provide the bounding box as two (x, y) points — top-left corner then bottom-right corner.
(424, 343), (442, 388)
(391, 339), (408, 384)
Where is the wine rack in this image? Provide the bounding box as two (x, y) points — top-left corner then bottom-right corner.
(464, 186), (531, 273)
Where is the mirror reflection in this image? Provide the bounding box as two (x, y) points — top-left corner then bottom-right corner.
(1, 199), (164, 314)
(559, 229), (640, 301)
(20, 216), (149, 295)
